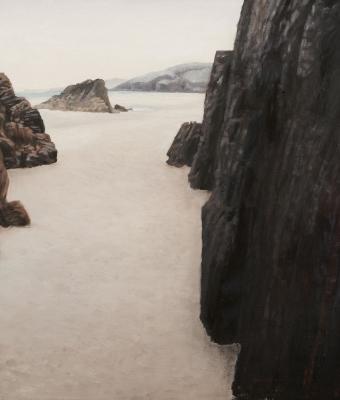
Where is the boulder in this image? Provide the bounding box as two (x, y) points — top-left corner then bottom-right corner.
(166, 122), (202, 168)
(114, 104), (130, 112)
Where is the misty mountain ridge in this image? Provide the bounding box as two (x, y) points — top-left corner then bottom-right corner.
(17, 63), (212, 98)
(114, 63), (212, 93)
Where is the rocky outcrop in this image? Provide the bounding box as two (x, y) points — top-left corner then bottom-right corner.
(0, 73), (56, 227)
(166, 122), (202, 167)
(38, 79), (114, 113)
(168, 1), (340, 399)
(0, 73), (57, 169)
(115, 63), (212, 93)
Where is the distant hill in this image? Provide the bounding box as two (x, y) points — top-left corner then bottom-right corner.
(114, 63), (212, 93)
(17, 65), (212, 98)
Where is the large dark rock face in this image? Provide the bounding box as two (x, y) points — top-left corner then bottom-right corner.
(38, 79), (114, 113)
(169, 1), (340, 398)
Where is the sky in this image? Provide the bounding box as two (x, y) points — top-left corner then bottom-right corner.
(1, 0), (243, 90)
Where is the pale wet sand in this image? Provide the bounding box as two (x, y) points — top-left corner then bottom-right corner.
(0, 92), (237, 400)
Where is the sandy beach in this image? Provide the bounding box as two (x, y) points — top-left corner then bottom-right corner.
(0, 92), (236, 400)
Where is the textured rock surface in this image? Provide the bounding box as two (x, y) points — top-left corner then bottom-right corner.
(0, 73), (57, 227)
(169, 0), (340, 398)
(115, 63), (212, 93)
(0, 73), (57, 169)
(38, 79), (114, 113)
(166, 122), (202, 168)
(189, 51), (233, 190)
(166, 52), (233, 179)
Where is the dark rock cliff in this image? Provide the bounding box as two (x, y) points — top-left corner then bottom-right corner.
(189, 51), (233, 190)
(167, 51), (233, 184)
(0, 73), (57, 227)
(168, 1), (340, 398)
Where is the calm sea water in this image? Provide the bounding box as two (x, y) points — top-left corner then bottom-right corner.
(1, 92), (237, 400)
(28, 91), (206, 113)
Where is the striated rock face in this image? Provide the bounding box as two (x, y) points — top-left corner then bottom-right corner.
(115, 63), (212, 93)
(166, 122), (202, 168)
(0, 73), (56, 227)
(168, 0), (340, 398)
(0, 73), (57, 169)
(38, 79), (114, 113)
(166, 52), (233, 178)
(189, 51), (233, 190)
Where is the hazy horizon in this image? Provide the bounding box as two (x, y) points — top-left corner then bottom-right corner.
(2, 0), (243, 91)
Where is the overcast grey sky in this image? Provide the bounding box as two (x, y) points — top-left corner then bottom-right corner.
(2, 0), (243, 90)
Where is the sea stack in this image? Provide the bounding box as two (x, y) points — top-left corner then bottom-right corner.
(38, 79), (114, 113)
(167, 1), (340, 399)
